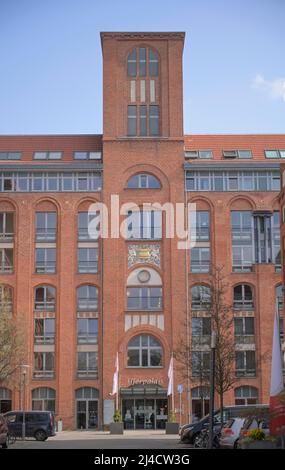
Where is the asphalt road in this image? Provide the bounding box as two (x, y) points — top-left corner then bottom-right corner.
(7, 431), (191, 450)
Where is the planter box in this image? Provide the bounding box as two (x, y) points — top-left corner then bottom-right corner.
(241, 440), (277, 449)
(109, 422), (124, 435)
(165, 422), (179, 435)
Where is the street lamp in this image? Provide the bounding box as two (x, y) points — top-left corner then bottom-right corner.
(208, 331), (216, 449)
(19, 364), (30, 440)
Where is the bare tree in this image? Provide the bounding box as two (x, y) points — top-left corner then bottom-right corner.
(0, 285), (27, 386)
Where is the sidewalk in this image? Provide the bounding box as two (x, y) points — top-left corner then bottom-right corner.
(51, 430), (178, 440)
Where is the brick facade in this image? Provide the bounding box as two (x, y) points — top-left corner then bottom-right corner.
(0, 32), (284, 430)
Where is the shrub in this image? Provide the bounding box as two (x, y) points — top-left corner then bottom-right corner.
(247, 428), (265, 441)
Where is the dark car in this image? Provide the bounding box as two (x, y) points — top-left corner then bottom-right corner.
(0, 414), (8, 448)
(180, 405), (268, 445)
(4, 411), (56, 441)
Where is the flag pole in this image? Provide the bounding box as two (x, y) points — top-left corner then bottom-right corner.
(171, 353), (175, 414)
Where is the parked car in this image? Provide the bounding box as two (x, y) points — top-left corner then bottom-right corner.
(220, 417), (246, 449)
(180, 405), (268, 444)
(0, 414), (8, 449)
(239, 412), (270, 443)
(4, 411), (56, 441)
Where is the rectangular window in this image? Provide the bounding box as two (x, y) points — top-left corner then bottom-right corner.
(191, 318), (211, 346)
(0, 212), (14, 241)
(74, 152), (102, 160)
(0, 248), (13, 273)
(190, 211), (210, 241)
(192, 351), (210, 377)
(234, 318), (255, 344)
(231, 211), (253, 272)
(185, 150), (213, 159)
(127, 287), (163, 310)
(149, 49), (158, 76)
(128, 106), (137, 136)
(78, 248), (98, 273)
(190, 247), (210, 273)
(34, 152), (62, 160)
(130, 80), (136, 102)
(140, 80), (146, 102)
(77, 318), (98, 344)
(35, 248), (56, 274)
(150, 80), (155, 102)
(149, 105), (159, 136)
(34, 352), (55, 378)
(36, 212), (57, 241)
(0, 152), (21, 160)
(126, 210), (162, 240)
(140, 106), (147, 136)
(235, 351), (256, 377)
(186, 171), (280, 192)
(265, 150), (280, 159)
(77, 352), (98, 378)
(78, 212), (99, 240)
(34, 318), (55, 344)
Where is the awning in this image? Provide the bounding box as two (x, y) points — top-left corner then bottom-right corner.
(120, 386), (168, 397)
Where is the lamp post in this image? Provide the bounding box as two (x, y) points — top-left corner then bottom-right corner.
(19, 364), (30, 440)
(208, 331), (216, 449)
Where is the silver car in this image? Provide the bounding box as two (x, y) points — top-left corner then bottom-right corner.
(220, 417), (245, 449)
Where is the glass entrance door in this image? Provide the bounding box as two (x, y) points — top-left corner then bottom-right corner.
(122, 398), (168, 430)
(76, 399), (98, 429)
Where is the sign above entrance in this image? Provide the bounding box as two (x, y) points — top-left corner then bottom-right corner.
(128, 378), (163, 386)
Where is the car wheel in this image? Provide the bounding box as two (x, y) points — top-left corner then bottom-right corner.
(34, 430), (47, 441)
(234, 439), (239, 449)
(2, 441), (8, 449)
(193, 434), (200, 447)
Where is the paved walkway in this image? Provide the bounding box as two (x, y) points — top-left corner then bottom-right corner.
(51, 430), (178, 440)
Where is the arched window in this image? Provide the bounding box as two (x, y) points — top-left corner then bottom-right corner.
(77, 285), (98, 311)
(191, 285), (211, 310)
(234, 386), (258, 405)
(32, 387), (56, 412)
(0, 285), (12, 312)
(127, 46), (160, 137)
(127, 334), (163, 367)
(34, 285), (56, 311)
(127, 174), (161, 189)
(233, 284), (253, 309)
(75, 387), (99, 400)
(127, 47), (158, 77)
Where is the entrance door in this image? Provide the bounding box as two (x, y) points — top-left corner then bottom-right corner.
(122, 398), (168, 430)
(0, 400), (12, 414)
(76, 400), (98, 429)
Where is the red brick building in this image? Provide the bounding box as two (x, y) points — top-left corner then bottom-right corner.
(0, 32), (284, 430)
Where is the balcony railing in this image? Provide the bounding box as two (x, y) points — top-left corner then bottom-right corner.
(192, 335), (211, 347)
(33, 370), (54, 379)
(34, 335), (55, 345)
(233, 300), (254, 310)
(77, 334), (98, 344)
(235, 335), (255, 345)
(36, 229), (56, 242)
(0, 232), (14, 242)
(78, 261), (98, 274)
(35, 263), (56, 274)
(127, 297), (163, 311)
(77, 301), (98, 311)
(77, 369), (98, 379)
(0, 263), (13, 273)
(34, 301), (55, 312)
(235, 369), (256, 377)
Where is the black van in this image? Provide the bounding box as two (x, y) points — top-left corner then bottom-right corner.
(180, 405), (268, 444)
(4, 411), (56, 441)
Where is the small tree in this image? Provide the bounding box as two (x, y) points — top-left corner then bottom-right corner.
(0, 285), (27, 386)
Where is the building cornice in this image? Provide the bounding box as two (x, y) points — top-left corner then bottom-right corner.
(0, 163), (103, 171)
(184, 162), (280, 171)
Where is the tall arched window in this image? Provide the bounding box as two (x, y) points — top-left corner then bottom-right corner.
(127, 173), (161, 189)
(127, 334), (163, 367)
(34, 285), (56, 311)
(77, 285), (98, 311)
(127, 47), (160, 137)
(233, 284), (254, 309)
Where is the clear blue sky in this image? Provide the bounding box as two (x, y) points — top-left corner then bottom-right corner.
(0, 0), (284, 135)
